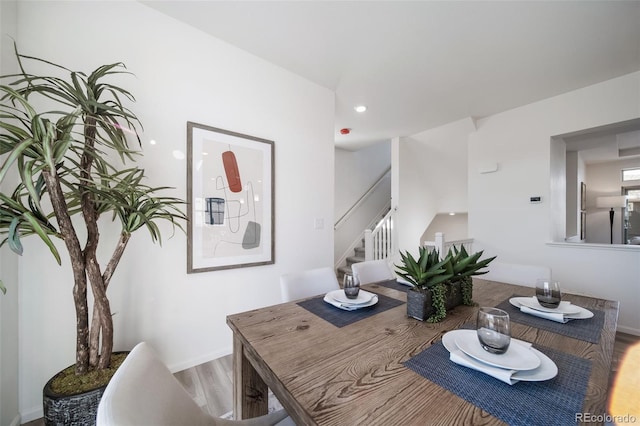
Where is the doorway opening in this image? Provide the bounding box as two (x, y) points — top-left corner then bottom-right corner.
(624, 186), (640, 244)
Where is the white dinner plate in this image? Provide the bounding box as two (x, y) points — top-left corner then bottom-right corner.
(455, 330), (541, 371)
(328, 289), (375, 305)
(442, 330), (558, 381)
(509, 297), (594, 319)
(518, 296), (580, 314)
(324, 292), (378, 310)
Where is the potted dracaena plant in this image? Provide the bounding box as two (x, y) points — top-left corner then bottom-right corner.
(395, 246), (495, 322)
(0, 47), (185, 424)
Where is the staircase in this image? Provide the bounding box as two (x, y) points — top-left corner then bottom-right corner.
(337, 241), (365, 283)
(336, 205), (394, 282)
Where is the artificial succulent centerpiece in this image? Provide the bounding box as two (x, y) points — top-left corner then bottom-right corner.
(447, 245), (496, 305)
(396, 245), (495, 322)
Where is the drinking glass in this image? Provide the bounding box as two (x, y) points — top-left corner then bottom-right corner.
(476, 307), (511, 354)
(536, 279), (562, 308)
(343, 275), (360, 299)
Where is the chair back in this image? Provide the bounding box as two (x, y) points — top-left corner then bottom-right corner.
(280, 267), (340, 302)
(97, 342), (292, 425)
(351, 259), (395, 285)
(97, 342), (217, 426)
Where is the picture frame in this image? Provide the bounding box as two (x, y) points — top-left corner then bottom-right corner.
(580, 211), (586, 240)
(187, 122), (274, 273)
(580, 182), (586, 211)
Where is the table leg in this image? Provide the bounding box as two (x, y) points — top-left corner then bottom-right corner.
(233, 334), (268, 419)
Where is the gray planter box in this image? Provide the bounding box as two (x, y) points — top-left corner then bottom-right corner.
(406, 281), (464, 321)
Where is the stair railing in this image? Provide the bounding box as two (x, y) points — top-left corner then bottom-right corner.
(364, 207), (395, 261)
(334, 167), (391, 230)
(334, 201), (392, 273)
(423, 232), (474, 258)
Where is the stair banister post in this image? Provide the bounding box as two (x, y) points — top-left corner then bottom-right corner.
(435, 232), (445, 260)
(364, 229), (374, 261)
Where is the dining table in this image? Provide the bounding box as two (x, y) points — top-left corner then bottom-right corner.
(226, 278), (619, 426)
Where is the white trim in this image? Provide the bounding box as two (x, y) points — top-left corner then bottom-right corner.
(20, 407), (42, 424)
(547, 242), (640, 252)
(167, 346), (232, 374)
(616, 325), (640, 336)
(9, 414), (21, 426)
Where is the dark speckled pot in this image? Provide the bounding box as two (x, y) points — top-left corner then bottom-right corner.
(42, 352), (127, 426)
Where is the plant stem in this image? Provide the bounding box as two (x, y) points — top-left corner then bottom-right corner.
(41, 169), (90, 374)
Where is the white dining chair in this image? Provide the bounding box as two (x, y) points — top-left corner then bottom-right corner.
(280, 266), (340, 302)
(351, 259), (396, 285)
(97, 342), (295, 426)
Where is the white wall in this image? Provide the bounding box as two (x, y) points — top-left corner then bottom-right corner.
(396, 72), (639, 334)
(468, 71), (640, 334)
(334, 142), (391, 218)
(586, 158), (640, 244)
(0, 1), (21, 425)
(11, 1), (334, 420)
(395, 117), (473, 255)
(334, 142), (391, 266)
(421, 213), (469, 244)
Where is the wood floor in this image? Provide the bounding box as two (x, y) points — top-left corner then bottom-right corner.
(173, 353), (234, 417)
(22, 332), (639, 425)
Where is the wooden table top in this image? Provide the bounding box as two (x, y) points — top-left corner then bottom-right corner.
(226, 279), (619, 425)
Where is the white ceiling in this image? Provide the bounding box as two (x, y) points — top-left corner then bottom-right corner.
(141, 1), (640, 151)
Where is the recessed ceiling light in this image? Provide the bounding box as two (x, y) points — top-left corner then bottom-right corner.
(449, 212), (456, 216)
(354, 105), (367, 113)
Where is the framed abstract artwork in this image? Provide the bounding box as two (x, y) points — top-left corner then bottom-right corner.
(187, 122), (274, 273)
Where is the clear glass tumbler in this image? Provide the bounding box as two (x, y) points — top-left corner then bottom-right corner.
(343, 275), (360, 299)
(477, 307), (511, 354)
(535, 279), (562, 308)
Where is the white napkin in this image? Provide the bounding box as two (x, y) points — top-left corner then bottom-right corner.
(520, 305), (570, 323)
(524, 297), (576, 313)
(449, 349), (520, 385)
(396, 277), (413, 286)
(449, 339), (534, 385)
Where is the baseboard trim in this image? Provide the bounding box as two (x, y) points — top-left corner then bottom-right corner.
(616, 325), (640, 337)
(9, 413), (21, 426)
(20, 406), (42, 424)
(167, 346), (233, 373)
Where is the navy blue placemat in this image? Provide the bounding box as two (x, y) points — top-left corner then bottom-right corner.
(297, 292), (405, 328)
(371, 279), (411, 292)
(404, 341), (592, 426)
(495, 295), (605, 344)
